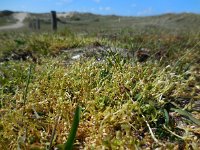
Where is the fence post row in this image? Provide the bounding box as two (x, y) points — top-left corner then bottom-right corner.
(36, 19), (40, 30)
(29, 19), (40, 30)
(29, 11), (57, 31)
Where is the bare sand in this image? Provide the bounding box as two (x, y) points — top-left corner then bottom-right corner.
(0, 12), (28, 30)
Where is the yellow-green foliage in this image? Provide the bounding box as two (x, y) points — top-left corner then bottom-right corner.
(27, 33), (95, 55)
(0, 31), (200, 149)
(0, 31), (97, 60)
(1, 52), (200, 149)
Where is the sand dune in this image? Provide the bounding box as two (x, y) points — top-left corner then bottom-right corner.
(0, 12), (28, 30)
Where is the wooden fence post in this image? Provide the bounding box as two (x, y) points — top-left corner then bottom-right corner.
(29, 21), (33, 29)
(36, 18), (40, 30)
(29, 19), (40, 30)
(51, 11), (57, 31)
(33, 20), (36, 30)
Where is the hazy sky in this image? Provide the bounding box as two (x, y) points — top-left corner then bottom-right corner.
(1, 0), (200, 16)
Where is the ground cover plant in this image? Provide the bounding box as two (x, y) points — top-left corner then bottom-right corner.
(0, 27), (200, 149)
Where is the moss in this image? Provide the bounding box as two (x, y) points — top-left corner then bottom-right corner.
(0, 30), (199, 149)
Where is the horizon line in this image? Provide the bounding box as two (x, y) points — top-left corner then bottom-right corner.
(1, 9), (200, 17)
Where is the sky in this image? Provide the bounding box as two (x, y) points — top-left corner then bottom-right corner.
(0, 0), (200, 16)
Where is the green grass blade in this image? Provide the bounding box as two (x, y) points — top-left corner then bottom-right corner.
(171, 108), (200, 126)
(23, 64), (33, 114)
(163, 109), (169, 126)
(64, 105), (81, 150)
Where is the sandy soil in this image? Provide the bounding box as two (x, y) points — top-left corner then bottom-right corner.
(0, 12), (28, 30)
(57, 12), (76, 18)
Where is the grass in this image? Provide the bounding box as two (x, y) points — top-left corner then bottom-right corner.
(0, 26), (200, 149)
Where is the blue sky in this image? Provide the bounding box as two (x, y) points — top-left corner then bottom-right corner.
(0, 0), (200, 16)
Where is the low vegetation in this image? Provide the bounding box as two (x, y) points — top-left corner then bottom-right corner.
(0, 13), (200, 149)
(0, 10), (16, 26)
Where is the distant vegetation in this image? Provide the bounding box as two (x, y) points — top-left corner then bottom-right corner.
(0, 10), (16, 26)
(0, 10), (14, 17)
(0, 11), (200, 33)
(0, 11), (200, 149)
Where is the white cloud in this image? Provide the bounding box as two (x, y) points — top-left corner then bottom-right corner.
(61, 0), (73, 3)
(20, 5), (26, 9)
(137, 7), (153, 16)
(93, 0), (101, 3)
(60, 0), (73, 3)
(131, 3), (137, 8)
(90, 8), (96, 11)
(56, 0), (73, 6)
(99, 6), (111, 11)
(55, 2), (61, 5)
(76, 7), (94, 13)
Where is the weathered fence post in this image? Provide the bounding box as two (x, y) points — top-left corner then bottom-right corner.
(29, 19), (40, 30)
(29, 21), (33, 29)
(36, 18), (40, 30)
(51, 11), (57, 31)
(33, 20), (36, 30)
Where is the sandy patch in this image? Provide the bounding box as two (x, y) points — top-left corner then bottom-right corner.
(0, 12), (28, 30)
(57, 12), (77, 18)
